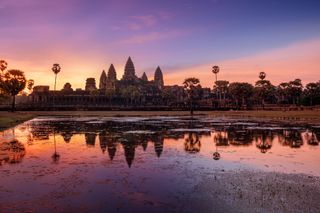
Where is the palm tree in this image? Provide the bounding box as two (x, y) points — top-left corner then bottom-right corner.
(52, 63), (61, 91)
(183, 77), (201, 115)
(259, 71), (266, 80)
(254, 72), (275, 109)
(0, 69), (27, 112)
(212, 65), (220, 82)
(212, 66), (221, 106)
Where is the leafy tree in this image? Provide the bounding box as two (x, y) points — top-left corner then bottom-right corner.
(277, 82), (290, 104)
(0, 60), (8, 99)
(304, 82), (320, 106)
(213, 80), (229, 103)
(183, 77), (201, 115)
(0, 69), (27, 112)
(254, 79), (276, 108)
(288, 79), (303, 105)
(229, 82), (254, 109)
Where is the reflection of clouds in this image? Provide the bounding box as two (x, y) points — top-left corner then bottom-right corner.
(0, 140), (26, 165)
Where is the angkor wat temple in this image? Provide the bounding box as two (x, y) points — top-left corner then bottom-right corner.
(26, 57), (212, 110)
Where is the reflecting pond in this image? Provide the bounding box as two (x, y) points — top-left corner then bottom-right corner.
(0, 116), (320, 212)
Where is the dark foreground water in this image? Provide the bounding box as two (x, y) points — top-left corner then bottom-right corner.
(0, 116), (320, 212)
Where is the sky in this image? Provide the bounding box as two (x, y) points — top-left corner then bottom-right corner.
(1, 0), (320, 89)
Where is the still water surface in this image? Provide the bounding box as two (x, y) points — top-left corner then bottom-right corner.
(0, 116), (319, 212)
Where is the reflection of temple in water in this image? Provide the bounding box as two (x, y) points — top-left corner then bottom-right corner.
(85, 133), (97, 147)
(24, 119), (320, 167)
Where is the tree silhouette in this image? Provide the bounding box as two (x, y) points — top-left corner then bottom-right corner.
(229, 82), (254, 109)
(183, 77), (201, 115)
(0, 60), (8, 74)
(304, 82), (320, 106)
(0, 69), (26, 112)
(254, 73), (276, 108)
(212, 65), (220, 82)
(52, 63), (61, 91)
(213, 80), (229, 106)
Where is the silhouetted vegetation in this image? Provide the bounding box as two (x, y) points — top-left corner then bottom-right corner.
(183, 77), (201, 115)
(0, 69), (27, 111)
(1, 58), (320, 111)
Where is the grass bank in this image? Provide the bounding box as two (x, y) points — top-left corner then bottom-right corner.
(0, 112), (36, 130)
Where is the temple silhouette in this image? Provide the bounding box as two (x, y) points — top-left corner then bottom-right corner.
(26, 57), (211, 109)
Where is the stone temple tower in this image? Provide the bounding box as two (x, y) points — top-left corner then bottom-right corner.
(122, 57), (137, 81)
(106, 64), (117, 91)
(85, 78), (97, 92)
(141, 72), (148, 82)
(99, 70), (107, 90)
(154, 66), (164, 90)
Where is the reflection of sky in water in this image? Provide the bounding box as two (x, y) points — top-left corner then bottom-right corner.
(0, 116), (319, 211)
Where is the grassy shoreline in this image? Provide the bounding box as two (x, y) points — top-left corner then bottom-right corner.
(0, 112), (36, 130)
(0, 110), (320, 130)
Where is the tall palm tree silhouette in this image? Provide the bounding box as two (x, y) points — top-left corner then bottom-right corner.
(52, 63), (61, 91)
(212, 65), (220, 82)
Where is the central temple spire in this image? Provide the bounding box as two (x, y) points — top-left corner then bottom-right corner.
(122, 56), (137, 81)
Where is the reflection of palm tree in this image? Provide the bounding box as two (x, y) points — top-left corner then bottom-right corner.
(52, 132), (60, 163)
(184, 132), (201, 153)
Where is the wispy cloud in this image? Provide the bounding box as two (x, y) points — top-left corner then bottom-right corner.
(116, 30), (183, 45)
(128, 15), (157, 30)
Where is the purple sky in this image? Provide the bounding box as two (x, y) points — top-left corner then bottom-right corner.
(1, 0), (320, 89)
